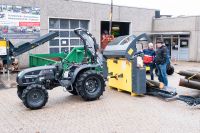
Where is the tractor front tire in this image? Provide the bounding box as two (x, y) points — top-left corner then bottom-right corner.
(22, 84), (48, 110)
(17, 86), (26, 100)
(76, 70), (105, 101)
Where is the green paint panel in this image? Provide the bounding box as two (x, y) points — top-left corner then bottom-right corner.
(29, 47), (92, 70)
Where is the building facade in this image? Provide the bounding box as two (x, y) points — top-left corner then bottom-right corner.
(0, 0), (200, 68)
(152, 16), (200, 62)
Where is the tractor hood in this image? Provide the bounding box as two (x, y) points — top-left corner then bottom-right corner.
(17, 65), (56, 85)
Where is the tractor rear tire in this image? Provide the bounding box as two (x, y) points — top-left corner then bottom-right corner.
(76, 70), (105, 101)
(22, 84), (48, 110)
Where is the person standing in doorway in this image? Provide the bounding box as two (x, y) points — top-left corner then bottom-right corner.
(101, 30), (114, 50)
(143, 43), (156, 80)
(154, 40), (168, 86)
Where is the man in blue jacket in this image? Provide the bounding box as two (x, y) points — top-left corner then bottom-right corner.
(143, 43), (156, 80)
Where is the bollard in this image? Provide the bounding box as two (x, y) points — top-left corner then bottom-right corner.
(3, 67), (5, 76)
(7, 69), (10, 81)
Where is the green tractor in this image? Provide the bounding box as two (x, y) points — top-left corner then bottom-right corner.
(16, 28), (105, 110)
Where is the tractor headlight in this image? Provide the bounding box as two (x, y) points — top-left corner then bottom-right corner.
(18, 71), (23, 77)
(39, 76), (45, 81)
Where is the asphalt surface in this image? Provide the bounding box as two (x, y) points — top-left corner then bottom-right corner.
(0, 61), (199, 133)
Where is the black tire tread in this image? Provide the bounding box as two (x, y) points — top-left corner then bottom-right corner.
(17, 86), (26, 100)
(21, 84), (48, 110)
(75, 70), (105, 101)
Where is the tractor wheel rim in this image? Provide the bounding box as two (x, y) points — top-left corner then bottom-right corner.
(27, 89), (45, 106)
(85, 76), (101, 93)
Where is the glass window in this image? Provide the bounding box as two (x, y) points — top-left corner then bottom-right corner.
(60, 19), (69, 29)
(61, 39), (69, 46)
(180, 35), (190, 38)
(172, 38), (178, 50)
(80, 39), (84, 45)
(61, 47), (69, 53)
(50, 48), (59, 53)
(80, 20), (89, 29)
(163, 35), (171, 38)
(180, 40), (189, 48)
(172, 35), (178, 38)
(70, 31), (78, 37)
(70, 20), (79, 29)
(70, 39), (79, 45)
(60, 31), (69, 37)
(70, 47), (75, 51)
(49, 18), (60, 29)
(49, 39), (59, 46)
(49, 18), (89, 53)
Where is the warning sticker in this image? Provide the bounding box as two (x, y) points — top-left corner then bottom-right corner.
(128, 48), (134, 55)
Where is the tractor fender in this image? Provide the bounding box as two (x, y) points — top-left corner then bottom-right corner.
(71, 64), (101, 83)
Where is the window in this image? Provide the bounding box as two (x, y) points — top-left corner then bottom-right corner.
(60, 19), (69, 29)
(172, 38), (178, 50)
(61, 39), (69, 46)
(61, 47), (69, 53)
(60, 31), (69, 37)
(180, 35), (190, 38)
(50, 48), (59, 53)
(49, 18), (89, 53)
(80, 20), (89, 29)
(70, 20), (79, 29)
(180, 40), (189, 48)
(49, 18), (60, 29)
(70, 39), (79, 46)
(49, 39), (59, 46)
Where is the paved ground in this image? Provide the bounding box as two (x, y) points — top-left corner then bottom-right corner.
(0, 61), (200, 133)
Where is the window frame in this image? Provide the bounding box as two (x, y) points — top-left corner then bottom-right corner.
(48, 17), (90, 53)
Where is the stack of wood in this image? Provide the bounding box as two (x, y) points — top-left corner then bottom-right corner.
(178, 70), (200, 90)
(0, 58), (19, 73)
(146, 79), (165, 89)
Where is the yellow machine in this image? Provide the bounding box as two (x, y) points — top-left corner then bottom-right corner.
(107, 58), (133, 93)
(0, 39), (7, 69)
(103, 34), (198, 106)
(0, 39), (7, 55)
(103, 34), (148, 95)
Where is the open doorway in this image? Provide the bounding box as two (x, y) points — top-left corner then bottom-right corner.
(100, 21), (130, 49)
(101, 21), (130, 37)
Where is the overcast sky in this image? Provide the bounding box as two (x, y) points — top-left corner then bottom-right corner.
(77, 0), (200, 16)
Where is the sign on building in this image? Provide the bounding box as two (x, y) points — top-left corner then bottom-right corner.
(0, 40), (6, 55)
(0, 4), (40, 39)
